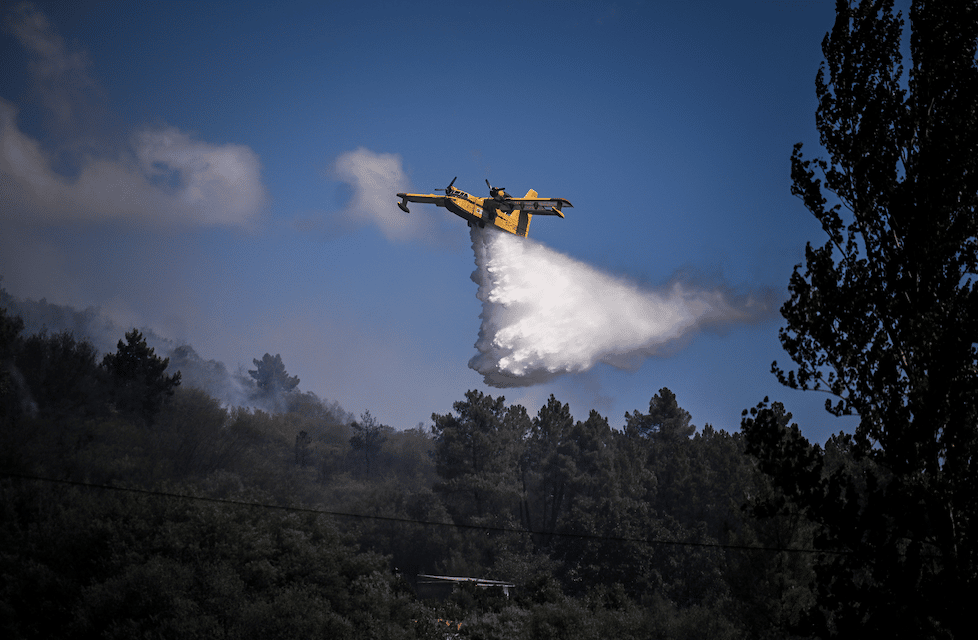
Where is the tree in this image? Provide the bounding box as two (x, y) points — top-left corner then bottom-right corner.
(745, 1), (978, 636)
(0, 306), (23, 362)
(102, 329), (181, 420)
(520, 395), (574, 548)
(431, 390), (529, 572)
(0, 480), (423, 639)
(431, 391), (528, 522)
(623, 387), (696, 518)
(547, 409), (627, 592)
(0, 306), (25, 424)
(19, 330), (104, 419)
(295, 429), (311, 467)
(248, 353), (300, 411)
(348, 410), (390, 476)
(733, 403), (818, 638)
(624, 387), (695, 444)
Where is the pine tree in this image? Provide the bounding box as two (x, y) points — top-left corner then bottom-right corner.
(102, 329), (181, 420)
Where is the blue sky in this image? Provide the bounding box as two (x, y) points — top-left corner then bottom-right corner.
(0, 0), (861, 441)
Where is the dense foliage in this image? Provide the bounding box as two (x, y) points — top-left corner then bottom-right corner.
(744, 0), (978, 637)
(1, 303), (816, 638)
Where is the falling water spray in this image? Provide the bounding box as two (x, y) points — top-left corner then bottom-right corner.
(468, 226), (775, 387)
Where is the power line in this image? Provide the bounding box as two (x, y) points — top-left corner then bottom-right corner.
(1, 470), (848, 557)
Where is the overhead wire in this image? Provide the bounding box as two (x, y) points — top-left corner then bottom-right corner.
(0, 470), (858, 557)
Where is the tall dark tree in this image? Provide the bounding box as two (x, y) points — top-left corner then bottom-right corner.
(0, 306), (22, 360)
(520, 395), (574, 547)
(431, 390), (528, 524)
(295, 429), (311, 467)
(548, 409), (627, 592)
(745, 1), (978, 636)
(431, 391), (530, 574)
(348, 410), (390, 476)
(624, 387), (694, 444)
(102, 329), (181, 420)
(19, 330), (104, 419)
(624, 387), (696, 517)
(0, 307), (25, 424)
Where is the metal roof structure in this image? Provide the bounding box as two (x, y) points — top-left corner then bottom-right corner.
(416, 574), (515, 598)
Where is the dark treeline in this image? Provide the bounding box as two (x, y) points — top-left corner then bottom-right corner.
(0, 300), (818, 638)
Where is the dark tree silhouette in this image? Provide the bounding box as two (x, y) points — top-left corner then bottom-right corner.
(348, 410), (389, 476)
(744, 1), (978, 637)
(520, 394), (574, 548)
(624, 387), (695, 444)
(295, 429), (311, 467)
(102, 329), (180, 420)
(0, 307), (25, 421)
(431, 390), (527, 525)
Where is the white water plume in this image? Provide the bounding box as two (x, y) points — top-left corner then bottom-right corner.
(468, 226), (775, 387)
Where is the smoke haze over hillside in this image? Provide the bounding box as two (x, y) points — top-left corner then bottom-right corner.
(0, 289), (351, 423)
(468, 226), (776, 387)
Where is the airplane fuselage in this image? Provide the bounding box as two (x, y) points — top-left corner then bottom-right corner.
(396, 179), (569, 238)
(441, 186), (533, 237)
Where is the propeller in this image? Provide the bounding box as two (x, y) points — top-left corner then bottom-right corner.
(435, 176), (458, 193)
(486, 178), (506, 200)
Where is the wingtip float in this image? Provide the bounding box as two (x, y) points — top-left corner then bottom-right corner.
(396, 177), (572, 238)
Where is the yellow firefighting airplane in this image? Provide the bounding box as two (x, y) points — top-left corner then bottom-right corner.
(396, 178), (571, 238)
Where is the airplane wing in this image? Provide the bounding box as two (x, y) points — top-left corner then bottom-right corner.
(498, 197), (573, 217)
(396, 192), (448, 213)
(397, 193), (447, 205)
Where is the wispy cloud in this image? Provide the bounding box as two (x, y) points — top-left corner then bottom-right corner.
(5, 1), (98, 135)
(296, 147), (455, 245)
(333, 148), (410, 239)
(0, 2), (267, 229)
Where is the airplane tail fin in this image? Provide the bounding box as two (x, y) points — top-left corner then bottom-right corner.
(516, 189), (538, 237)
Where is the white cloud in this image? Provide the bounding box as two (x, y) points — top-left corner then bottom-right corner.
(296, 147), (455, 244)
(0, 99), (267, 228)
(333, 148), (411, 240)
(132, 127), (267, 227)
(0, 3), (267, 229)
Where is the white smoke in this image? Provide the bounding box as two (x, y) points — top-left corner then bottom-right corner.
(468, 226), (775, 387)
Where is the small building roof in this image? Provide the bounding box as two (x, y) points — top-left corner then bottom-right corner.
(416, 574), (515, 588)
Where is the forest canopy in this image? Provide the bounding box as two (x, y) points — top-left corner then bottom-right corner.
(3, 299), (799, 638)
